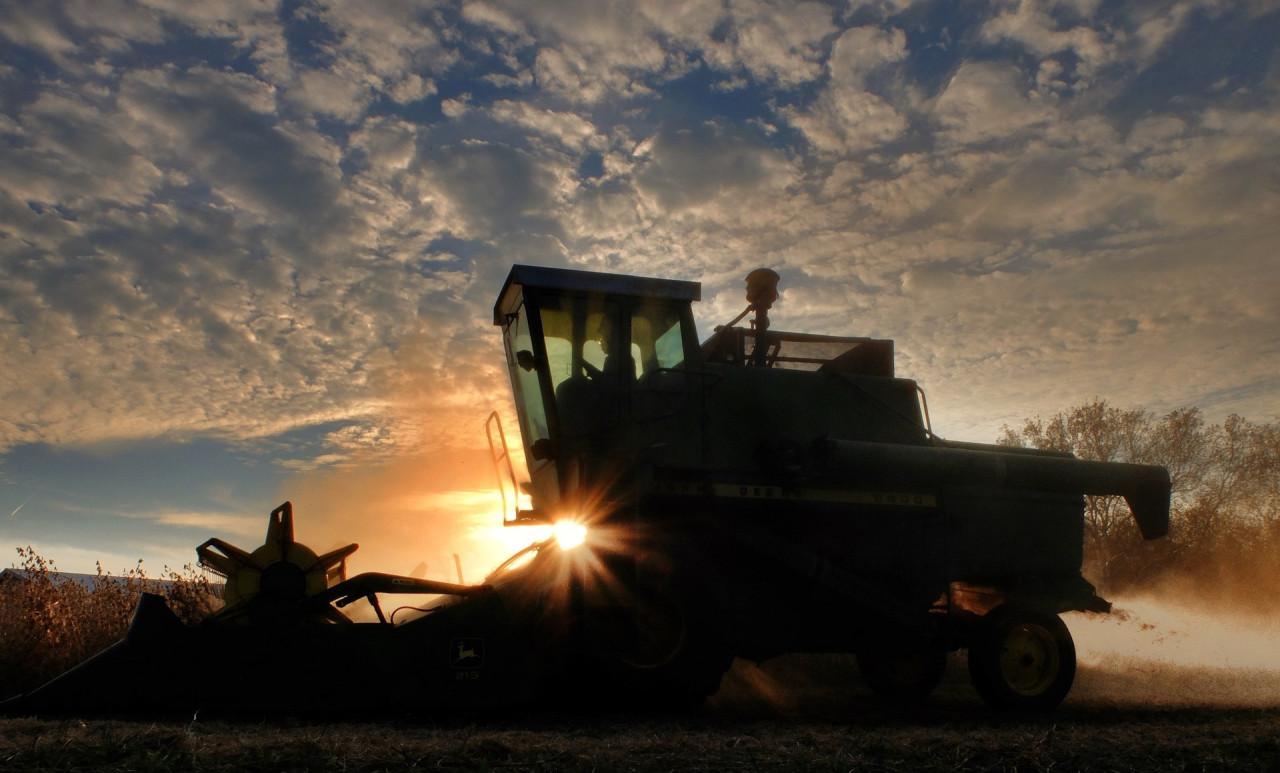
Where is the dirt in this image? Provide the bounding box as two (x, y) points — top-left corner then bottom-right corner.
(3, 659), (1279, 772)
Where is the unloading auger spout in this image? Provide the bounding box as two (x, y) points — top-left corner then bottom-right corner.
(817, 437), (1172, 540)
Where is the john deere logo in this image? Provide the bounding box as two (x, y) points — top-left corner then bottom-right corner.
(450, 638), (484, 668)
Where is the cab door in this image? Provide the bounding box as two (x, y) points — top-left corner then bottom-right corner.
(501, 298), (560, 515)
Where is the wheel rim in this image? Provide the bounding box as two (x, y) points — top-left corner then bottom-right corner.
(619, 589), (687, 669)
(998, 622), (1060, 696)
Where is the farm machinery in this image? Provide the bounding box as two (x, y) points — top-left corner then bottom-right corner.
(2, 264), (1171, 715)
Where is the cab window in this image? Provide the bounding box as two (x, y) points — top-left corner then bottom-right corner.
(632, 302), (687, 372)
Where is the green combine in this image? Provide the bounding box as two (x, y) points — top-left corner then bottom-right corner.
(3, 265), (1170, 715)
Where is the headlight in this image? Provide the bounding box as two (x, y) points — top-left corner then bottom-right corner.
(553, 520), (587, 550)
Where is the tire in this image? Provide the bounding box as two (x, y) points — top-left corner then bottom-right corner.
(968, 604), (1076, 711)
(604, 584), (732, 711)
(857, 646), (948, 704)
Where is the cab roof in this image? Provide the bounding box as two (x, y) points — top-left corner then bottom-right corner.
(494, 264), (701, 325)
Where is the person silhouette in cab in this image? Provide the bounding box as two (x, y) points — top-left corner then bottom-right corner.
(582, 312), (634, 385)
(557, 312), (632, 437)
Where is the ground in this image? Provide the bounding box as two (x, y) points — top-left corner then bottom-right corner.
(3, 657), (1279, 771)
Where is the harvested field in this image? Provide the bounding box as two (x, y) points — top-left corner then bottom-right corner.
(5, 657), (1279, 772)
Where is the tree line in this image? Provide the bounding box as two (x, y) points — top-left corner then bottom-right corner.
(998, 400), (1280, 602)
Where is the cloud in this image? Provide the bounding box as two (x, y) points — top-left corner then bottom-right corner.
(633, 121), (797, 212)
(487, 100), (599, 151)
(349, 116), (420, 176)
(151, 510), (263, 540)
(0, 54), (485, 458)
(828, 24), (909, 82)
(934, 61), (1055, 146)
(290, 66), (375, 121)
(388, 72), (437, 104)
(128, 70), (345, 220)
(0, 4), (88, 71)
(785, 87), (907, 157)
(979, 0), (1117, 86)
(4, 90), (162, 208)
(308, 1), (458, 79)
(1127, 1), (1198, 65)
(708, 0), (836, 87)
(782, 25), (913, 156)
(0, 0), (1276, 480)
(533, 45), (653, 104)
(462, 2), (526, 37)
(414, 141), (561, 238)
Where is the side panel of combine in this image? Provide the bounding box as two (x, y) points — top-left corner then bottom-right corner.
(945, 488), (1085, 584)
(702, 498), (948, 658)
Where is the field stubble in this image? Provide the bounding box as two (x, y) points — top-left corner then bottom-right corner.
(4, 561), (1279, 771)
(3, 656), (1280, 772)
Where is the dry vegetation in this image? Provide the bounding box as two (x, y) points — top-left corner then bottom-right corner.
(0, 549), (220, 699)
(2, 694), (1279, 771)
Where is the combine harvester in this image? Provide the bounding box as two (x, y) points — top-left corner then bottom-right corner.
(3, 265), (1170, 714)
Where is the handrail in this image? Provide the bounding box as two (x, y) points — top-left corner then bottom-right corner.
(917, 384), (933, 439)
(485, 411), (520, 525)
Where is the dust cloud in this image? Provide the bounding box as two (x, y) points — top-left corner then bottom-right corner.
(1066, 539), (1280, 708)
(709, 595), (1280, 713)
(1065, 597), (1280, 708)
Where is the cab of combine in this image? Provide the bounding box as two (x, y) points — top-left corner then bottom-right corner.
(492, 264), (931, 524)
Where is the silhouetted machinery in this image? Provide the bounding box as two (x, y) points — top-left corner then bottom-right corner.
(3, 265), (1170, 715)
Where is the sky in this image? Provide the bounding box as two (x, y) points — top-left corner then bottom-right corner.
(1, 0), (1278, 579)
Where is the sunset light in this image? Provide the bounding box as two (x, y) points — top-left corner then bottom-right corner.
(0, 0), (1275, 581)
(552, 521), (588, 551)
(1, 0), (1277, 743)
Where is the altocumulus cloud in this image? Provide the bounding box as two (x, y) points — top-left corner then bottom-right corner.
(0, 0), (1277, 571)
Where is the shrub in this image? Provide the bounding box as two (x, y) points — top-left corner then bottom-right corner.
(0, 548), (221, 698)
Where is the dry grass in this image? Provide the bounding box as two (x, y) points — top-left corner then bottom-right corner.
(2, 704), (1279, 772)
(4, 657), (1279, 771)
(0, 548), (221, 698)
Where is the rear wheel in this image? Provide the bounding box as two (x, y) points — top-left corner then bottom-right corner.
(968, 604), (1076, 711)
(857, 646), (948, 704)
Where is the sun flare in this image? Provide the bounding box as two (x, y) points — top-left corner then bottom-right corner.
(553, 520), (588, 550)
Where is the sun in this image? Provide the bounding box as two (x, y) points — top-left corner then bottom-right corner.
(552, 520), (587, 550)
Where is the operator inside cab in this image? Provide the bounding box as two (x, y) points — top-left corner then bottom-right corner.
(556, 307), (628, 438)
(582, 312), (634, 385)
(555, 302), (689, 439)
